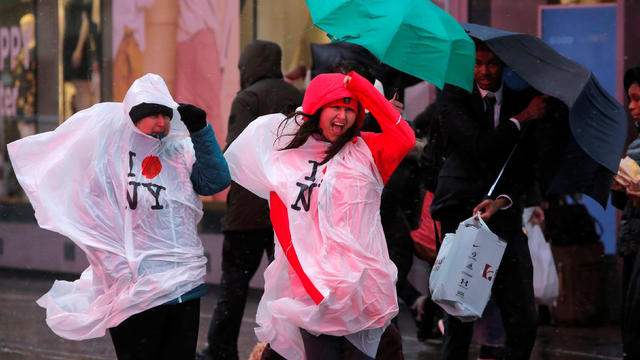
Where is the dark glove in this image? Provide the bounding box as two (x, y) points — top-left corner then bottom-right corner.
(178, 103), (207, 133)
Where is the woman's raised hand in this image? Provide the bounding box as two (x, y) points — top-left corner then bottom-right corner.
(343, 75), (352, 87)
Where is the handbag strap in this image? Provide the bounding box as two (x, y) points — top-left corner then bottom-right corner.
(486, 142), (519, 198)
(434, 218), (441, 252)
(486, 123), (530, 198)
(472, 212), (492, 231)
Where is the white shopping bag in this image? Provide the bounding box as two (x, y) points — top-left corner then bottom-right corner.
(429, 215), (507, 322)
(523, 208), (559, 306)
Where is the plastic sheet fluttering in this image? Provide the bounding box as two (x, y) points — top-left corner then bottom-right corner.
(224, 113), (398, 359)
(7, 74), (207, 340)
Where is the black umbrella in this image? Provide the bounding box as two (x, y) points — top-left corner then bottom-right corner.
(462, 22), (627, 207)
(310, 42), (421, 100)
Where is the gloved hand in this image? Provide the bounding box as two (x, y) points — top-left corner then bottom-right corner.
(178, 103), (207, 133)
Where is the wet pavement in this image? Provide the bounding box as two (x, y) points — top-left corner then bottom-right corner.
(0, 268), (623, 360)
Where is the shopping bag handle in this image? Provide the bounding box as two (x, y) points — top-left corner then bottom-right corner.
(469, 212), (491, 231)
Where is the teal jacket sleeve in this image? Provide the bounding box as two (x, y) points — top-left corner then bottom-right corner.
(189, 124), (231, 195)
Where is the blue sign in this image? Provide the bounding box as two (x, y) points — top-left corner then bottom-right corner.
(541, 5), (617, 96)
(541, 5), (618, 254)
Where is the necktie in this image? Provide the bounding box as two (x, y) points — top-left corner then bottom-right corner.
(484, 93), (496, 128)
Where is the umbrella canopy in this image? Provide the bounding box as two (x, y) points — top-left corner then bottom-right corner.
(305, 0), (475, 91)
(462, 22), (627, 207)
(309, 41), (421, 99)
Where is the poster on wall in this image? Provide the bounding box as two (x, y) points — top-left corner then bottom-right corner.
(112, 0), (238, 141)
(173, 0), (236, 145)
(540, 4), (617, 96)
(0, 0), (36, 199)
(112, 0), (150, 102)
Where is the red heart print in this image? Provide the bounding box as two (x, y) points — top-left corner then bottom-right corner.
(141, 155), (162, 179)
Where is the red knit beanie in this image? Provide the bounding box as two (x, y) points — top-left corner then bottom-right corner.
(302, 73), (365, 128)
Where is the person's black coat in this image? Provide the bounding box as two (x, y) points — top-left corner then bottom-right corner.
(430, 83), (538, 237)
(612, 136), (640, 257)
(222, 41), (303, 232)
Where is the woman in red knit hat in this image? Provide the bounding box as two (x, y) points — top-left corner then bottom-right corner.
(224, 71), (415, 360)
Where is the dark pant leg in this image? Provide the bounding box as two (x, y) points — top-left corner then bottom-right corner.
(623, 251), (640, 357)
(110, 299), (201, 360)
(384, 210), (422, 306)
(109, 305), (166, 360)
(474, 296), (506, 348)
(622, 254), (635, 357)
(388, 232), (422, 306)
(493, 230), (538, 360)
(260, 344), (287, 360)
(300, 329), (374, 360)
(207, 229), (274, 359)
(160, 298), (200, 360)
(375, 322), (404, 360)
(441, 315), (473, 360)
(299, 329), (343, 360)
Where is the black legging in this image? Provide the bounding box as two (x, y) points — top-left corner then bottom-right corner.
(299, 328), (374, 360)
(206, 229), (274, 359)
(260, 323), (404, 360)
(109, 297), (200, 360)
(623, 251), (640, 358)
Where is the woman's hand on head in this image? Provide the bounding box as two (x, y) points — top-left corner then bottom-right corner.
(343, 75), (352, 87)
(390, 98), (404, 113)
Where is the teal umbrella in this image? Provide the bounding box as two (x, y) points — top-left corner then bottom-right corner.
(305, 0), (475, 91)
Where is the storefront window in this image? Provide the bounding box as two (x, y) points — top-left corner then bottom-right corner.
(59, 0), (101, 121)
(0, 0), (36, 200)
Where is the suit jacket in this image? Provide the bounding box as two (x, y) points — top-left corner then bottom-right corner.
(430, 83), (538, 237)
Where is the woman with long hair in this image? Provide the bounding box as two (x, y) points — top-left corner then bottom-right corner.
(224, 71), (415, 359)
(612, 64), (640, 359)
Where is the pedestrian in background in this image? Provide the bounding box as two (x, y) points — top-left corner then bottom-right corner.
(612, 63), (640, 360)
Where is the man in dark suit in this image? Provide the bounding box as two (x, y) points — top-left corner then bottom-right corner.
(430, 40), (547, 359)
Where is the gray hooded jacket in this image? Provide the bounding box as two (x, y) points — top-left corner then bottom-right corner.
(222, 40), (303, 231)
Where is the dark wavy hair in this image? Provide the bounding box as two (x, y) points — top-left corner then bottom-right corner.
(624, 64), (640, 95)
(276, 110), (359, 165)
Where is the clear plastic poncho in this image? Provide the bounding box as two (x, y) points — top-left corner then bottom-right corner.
(224, 113), (399, 359)
(7, 73), (206, 340)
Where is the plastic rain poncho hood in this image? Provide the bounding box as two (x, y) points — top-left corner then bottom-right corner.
(7, 73), (206, 340)
(224, 112), (399, 359)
